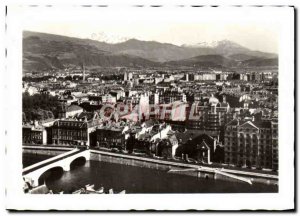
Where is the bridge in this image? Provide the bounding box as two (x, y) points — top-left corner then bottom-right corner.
(23, 148), (90, 187)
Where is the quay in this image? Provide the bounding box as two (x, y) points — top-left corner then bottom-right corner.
(23, 145), (278, 185)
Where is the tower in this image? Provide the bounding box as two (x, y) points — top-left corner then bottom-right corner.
(128, 72), (133, 80)
(186, 73), (189, 81)
(124, 71), (128, 81)
(82, 63), (86, 81)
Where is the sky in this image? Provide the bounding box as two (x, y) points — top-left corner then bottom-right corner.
(17, 6), (280, 53)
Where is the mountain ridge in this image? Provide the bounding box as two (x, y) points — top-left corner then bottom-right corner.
(23, 31), (278, 72)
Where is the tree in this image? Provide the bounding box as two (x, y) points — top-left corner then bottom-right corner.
(23, 93), (60, 121)
(47, 111), (54, 119)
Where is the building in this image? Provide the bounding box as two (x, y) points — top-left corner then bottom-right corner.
(110, 88), (125, 100)
(124, 71), (133, 81)
(124, 71), (128, 81)
(194, 73), (217, 81)
(128, 72), (133, 81)
(224, 118), (278, 171)
(154, 77), (164, 84)
(125, 121), (173, 155)
(52, 113), (102, 146)
(58, 95), (77, 106)
(138, 93), (150, 117)
(191, 95), (231, 132)
(174, 132), (221, 163)
(40, 119), (56, 145)
(154, 102), (187, 122)
(102, 94), (117, 104)
(22, 123), (47, 145)
(149, 93), (159, 104)
(159, 91), (186, 104)
(222, 85), (241, 94)
(58, 104), (84, 118)
(94, 127), (127, 150)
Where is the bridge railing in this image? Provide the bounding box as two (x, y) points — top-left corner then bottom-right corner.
(23, 145), (74, 151)
(23, 149), (89, 176)
(23, 148), (79, 173)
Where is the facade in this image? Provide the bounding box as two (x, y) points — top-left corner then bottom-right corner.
(52, 117), (102, 146)
(124, 72), (133, 81)
(91, 122), (129, 150)
(149, 93), (159, 104)
(102, 94), (117, 104)
(196, 140), (212, 164)
(124, 122), (174, 156)
(194, 73), (217, 81)
(159, 91), (186, 104)
(155, 102), (187, 121)
(138, 93), (150, 117)
(174, 133), (219, 164)
(192, 95), (231, 132)
(224, 119), (278, 170)
(22, 125), (47, 145)
(94, 128), (126, 150)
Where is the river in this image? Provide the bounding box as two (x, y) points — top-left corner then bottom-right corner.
(23, 153), (278, 194)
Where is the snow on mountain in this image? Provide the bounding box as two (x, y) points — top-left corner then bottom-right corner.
(182, 40), (246, 49)
(91, 32), (130, 44)
(182, 41), (218, 48)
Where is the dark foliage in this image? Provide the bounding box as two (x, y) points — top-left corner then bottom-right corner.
(22, 92), (60, 122)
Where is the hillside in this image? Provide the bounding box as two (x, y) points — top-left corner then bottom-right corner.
(23, 33), (159, 72)
(241, 58), (278, 67)
(165, 55), (237, 68)
(23, 31), (278, 72)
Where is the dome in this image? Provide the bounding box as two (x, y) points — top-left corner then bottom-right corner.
(209, 95), (219, 106)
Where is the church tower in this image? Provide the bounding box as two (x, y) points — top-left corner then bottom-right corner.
(82, 63), (86, 81)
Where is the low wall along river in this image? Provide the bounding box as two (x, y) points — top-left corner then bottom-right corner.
(23, 146), (278, 186)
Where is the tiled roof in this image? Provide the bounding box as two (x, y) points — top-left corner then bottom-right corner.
(226, 119), (272, 129)
(225, 119), (239, 126)
(175, 130), (202, 144)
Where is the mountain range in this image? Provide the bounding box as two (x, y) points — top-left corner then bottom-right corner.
(23, 31), (278, 73)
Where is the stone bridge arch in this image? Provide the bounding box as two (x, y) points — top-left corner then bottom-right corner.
(68, 156), (88, 169)
(37, 166), (65, 186)
(24, 150), (90, 187)
(24, 164), (66, 188)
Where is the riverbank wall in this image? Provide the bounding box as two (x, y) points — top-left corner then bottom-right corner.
(23, 145), (72, 157)
(90, 150), (278, 185)
(23, 146), (278, 186)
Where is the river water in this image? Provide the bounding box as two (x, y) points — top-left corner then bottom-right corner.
(23, 153), (278, 194)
